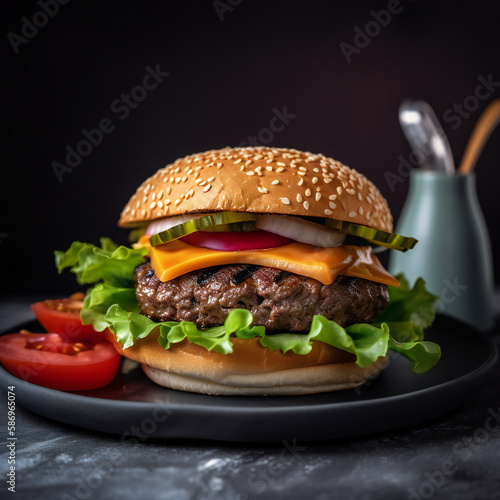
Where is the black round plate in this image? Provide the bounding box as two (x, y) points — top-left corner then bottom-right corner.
(0, 315), (497, 442)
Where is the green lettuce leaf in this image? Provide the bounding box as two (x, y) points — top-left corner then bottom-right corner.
(55, 237), (147, 288)
(56, 240), (442, 373)
(374, 275), (439, 343)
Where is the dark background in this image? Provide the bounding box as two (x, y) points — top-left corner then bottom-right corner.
(2, 0), (500, 295)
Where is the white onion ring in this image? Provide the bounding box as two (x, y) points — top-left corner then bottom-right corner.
(255, 215), (345, 248)
(145, 214), (200, 235)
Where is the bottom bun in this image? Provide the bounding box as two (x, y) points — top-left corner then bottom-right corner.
(104, 328), (389, 396)
(142, 357), (389, 396)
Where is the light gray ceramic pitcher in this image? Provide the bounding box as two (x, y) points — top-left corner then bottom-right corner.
(389, 170), (494, 331)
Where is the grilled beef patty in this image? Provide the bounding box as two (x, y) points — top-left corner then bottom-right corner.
(134, 263), (390, 332)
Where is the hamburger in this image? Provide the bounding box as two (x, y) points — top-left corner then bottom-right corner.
(56, 146), (440, 395)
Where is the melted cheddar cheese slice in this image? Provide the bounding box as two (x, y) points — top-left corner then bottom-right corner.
(138, 236), (400, 287)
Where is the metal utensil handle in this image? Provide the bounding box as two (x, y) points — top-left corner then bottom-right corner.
(399, 99), (455, 173)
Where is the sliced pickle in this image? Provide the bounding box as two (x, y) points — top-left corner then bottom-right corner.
(324, 219), (418, 252)
(128, 227), (146, 243)
(150, 212), (258, 246)
(202, 220), (257, 232)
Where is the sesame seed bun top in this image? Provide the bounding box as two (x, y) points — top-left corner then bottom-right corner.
(118, 146), (393, 232)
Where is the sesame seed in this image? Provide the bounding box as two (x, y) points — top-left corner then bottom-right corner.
(203, 184), (211, 193)
(303, 201), (310, 210)
(297, 194), (303, 202)
(245, 171), (255, 176)
(141, 209), (146, 217)
(346, 188), (355, 195)
(312, 177), (318, 184)
(329, 194), (336, 201)
(199, 180), (207, 186)
(313, 168), (320, 173)
(175, 177), (181, 184)
(349, 211), (357, 218)
(181, 175), (188, 183)
(329, 201), (337, 209)
(305, 188), (311, 197)
(324, 209), (333, 216)
(157, 201), (163, 208)
(299, 166), (307, 172)
(324, 178), (332, 183)
(277, 162), (286, 167)
(358, 207), (364, 215)
(164, 199), (171, 205)
(298, 178), (304, 186)
(207, 176), (215, 182)
(194, 171), (200, 178)
(234, 159), (242, 164)
(298, 171), (306, 176)
(174, 167), (180, 173)
(217, 162), (223, 168)
(195, 166), (202, 171)
(337, 186), (343, 195)
(175, 199), (181, 205)
(151, 192), (156, 200)
(276, 167), (285, 173)
(157, 190), (163, 199)
(258, 187), (268, 194)
(271, 180), (279, 185)
(266, 166), (273, 172)
(315, 192), (321, 201)
(281, 197), (290, 205)
(266, 158), (273, 163)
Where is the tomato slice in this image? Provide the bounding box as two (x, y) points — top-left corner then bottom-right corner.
(181, 230), (293, 251)
(31, 293), (101, 342)
(0, 333), (121, 391)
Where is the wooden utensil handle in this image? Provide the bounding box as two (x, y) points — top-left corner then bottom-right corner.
(459, 99), (500, 174)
